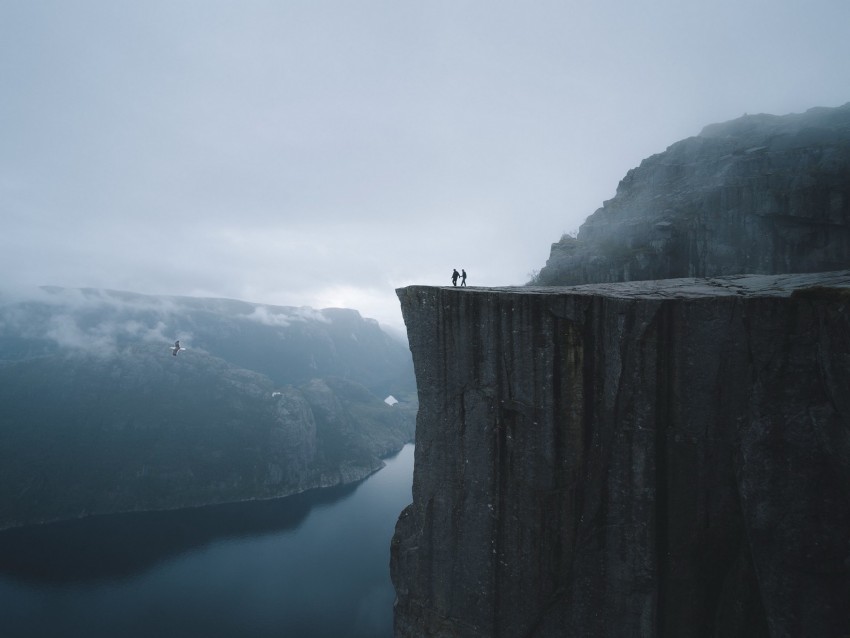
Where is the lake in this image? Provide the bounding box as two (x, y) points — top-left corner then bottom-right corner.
(0, 444), (414, 638)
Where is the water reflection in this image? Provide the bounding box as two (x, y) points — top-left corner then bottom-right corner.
(0, 481), (360, 584)
(0, 445), (414, 638)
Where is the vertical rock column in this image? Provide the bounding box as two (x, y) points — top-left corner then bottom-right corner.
(392, 286), (591, 637)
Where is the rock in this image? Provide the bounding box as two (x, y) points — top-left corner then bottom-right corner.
(536, 103), (850, 285)
(391, 272), (850, 637)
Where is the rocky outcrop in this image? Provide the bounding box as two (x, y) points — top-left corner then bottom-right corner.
(391, 273), (850, 637)
(536, 103), (850, 285)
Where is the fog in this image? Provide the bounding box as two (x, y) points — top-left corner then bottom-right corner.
(0, 286), (343, 357)
(2, 1), (849, 331)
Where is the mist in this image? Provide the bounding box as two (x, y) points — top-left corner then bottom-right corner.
(2, 1), (849, 330)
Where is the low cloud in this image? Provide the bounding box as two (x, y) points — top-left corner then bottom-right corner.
(0, 286), (187, 356)
(43, 315), (177, 357)
(45, 314), (116, 353)
(242, 304), (330, 328)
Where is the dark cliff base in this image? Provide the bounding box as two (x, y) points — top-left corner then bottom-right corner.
(391, 272), (850, 637)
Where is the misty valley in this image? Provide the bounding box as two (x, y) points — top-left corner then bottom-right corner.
(0, 287), (417, 636)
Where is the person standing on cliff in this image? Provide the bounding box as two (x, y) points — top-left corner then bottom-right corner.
(452, 268), (460, 286)
(460, 269), (467, 286)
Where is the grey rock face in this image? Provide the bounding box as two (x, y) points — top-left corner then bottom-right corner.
(537, 103), (850, 285)
(391, 273), (850, 637)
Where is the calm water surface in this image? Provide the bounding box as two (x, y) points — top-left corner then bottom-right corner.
(0, 444), (414, 638)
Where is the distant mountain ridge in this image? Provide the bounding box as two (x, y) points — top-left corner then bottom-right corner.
(1, 287), (413, 395)
(535, 102), (850, 285)
(0, 287), (416, 530)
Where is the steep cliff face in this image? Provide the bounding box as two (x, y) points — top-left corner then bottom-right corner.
(537, 103), (850, 285)
(391, 273), (850, 637)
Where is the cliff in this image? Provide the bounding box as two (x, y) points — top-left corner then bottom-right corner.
(536, 103), (850, 285)
(391, 273), (850, 637)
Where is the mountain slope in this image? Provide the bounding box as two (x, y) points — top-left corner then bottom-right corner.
(536, 103), (850, 285)
(0, 288), (416, 530)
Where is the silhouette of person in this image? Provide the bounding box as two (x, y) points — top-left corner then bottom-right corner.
(452, 269), (460, 286)
(461, 269), (467, 286)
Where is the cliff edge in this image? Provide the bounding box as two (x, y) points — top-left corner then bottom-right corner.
(391, 273), (850, 637)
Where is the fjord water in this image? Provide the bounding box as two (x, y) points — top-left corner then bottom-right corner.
(0, 444), (414, 638)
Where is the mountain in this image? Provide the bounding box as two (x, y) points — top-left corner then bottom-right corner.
(535, 103), (850, 285)
(0, 287), (416, 530)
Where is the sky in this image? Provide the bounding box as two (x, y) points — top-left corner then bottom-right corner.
(2, 1), (849, 334)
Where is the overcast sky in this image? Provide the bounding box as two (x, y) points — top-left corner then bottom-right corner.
(2, 1), (849, 332)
